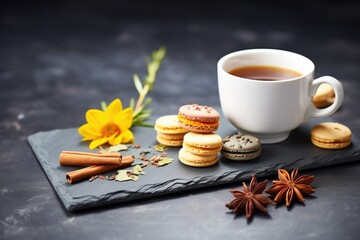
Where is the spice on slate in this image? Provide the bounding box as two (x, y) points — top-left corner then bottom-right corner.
(265, 168), (316, 207)
(225, 175), (275, 220)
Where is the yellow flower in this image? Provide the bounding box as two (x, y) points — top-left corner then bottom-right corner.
(78, 98), (134, 150)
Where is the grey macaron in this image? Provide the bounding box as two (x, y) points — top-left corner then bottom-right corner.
(221, 134), (261, 160)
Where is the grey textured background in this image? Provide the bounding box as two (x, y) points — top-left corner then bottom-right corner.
(1, 1), (360, 239)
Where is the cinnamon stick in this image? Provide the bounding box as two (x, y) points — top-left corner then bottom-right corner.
(59, 151), (122, 166)
(66, 155), (134, 184)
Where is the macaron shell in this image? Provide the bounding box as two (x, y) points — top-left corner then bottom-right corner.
(221, 149), (261, 161)
(311, 137), (351, 149)
(155, 115), (189, 134)
(178, 115), (219, 133)
(178, 148), (218, 167)
(183, 132), (223, 148)
(157, 132), (186, 141)
(222, 134), (261, 153)
(156, 133), (184, 147)
(183, 143), (222, 155)
(178, 104), (220, 123)
(178, 121), (219, 133)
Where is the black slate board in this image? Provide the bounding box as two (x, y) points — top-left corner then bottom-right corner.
(28, 118), (360, 211)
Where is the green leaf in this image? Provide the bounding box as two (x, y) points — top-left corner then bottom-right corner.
(108, 144), (128, 152)
(130, 175), (139, 181)
(158, 157), (173, 166)
(98, 144), (128, 154)
(115, 170), (134, 182)
(129, 97), (135, 111)
(154, 144), (168, 152)
(153, 47), (166, 61)
(133, 97), (152, 118)
(100, 101), (108, 111)
(133, 74), (143, 94)
(134, 113), (152, 123)
(132, 165), (145, 175)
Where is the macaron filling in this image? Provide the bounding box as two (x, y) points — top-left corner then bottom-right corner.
(178, 115), (219, 128)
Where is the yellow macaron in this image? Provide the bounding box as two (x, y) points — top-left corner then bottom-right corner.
(311, 122), (352, 149)
(182, 132), (222, 155)
(178, 148), (218, 167)
(155, 115), (189, 146)
(178, 132), (222, 167)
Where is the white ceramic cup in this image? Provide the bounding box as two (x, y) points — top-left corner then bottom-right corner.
(217, 48), (344, 143)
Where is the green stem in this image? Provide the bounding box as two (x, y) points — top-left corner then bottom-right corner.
(134, 84), (150, 115)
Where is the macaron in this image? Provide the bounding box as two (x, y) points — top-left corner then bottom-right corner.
(311, 122), (352, 149)
(154, 115), (189, 146)
(312, 83), (335, 108)
(156, 132), (186, 147)
(178, 148), (218, 167)
(178, 132), (222, 167)
(221, 134), (261, 161)
(178, 104), (220, 133)
(182, 132), (223, 156)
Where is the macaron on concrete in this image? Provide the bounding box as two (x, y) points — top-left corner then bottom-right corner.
(178, 132), (222, 167)
(311, 122), (352, 149)
(154, 115), (189, 146)
(178, 104), (220, 133)
(221, 134), (261, 161)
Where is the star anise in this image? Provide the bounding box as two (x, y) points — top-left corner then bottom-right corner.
(265, 168), (316, 207)
(225, 175), (275, 219)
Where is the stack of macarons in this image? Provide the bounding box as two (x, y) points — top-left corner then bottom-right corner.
(177, 104), (222, 167)
(179, 132), (223, 167)
(155, 115), (189, 147)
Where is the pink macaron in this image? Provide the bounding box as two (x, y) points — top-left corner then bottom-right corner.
(178, 104), (220, 133)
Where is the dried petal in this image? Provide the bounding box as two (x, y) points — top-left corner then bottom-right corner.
(245, 199), (254, 219)
(249, 175), (257, 192)
(295, 175), (315, 185)
(265, 183), (287, 195)
(232, 199), (247, 213)
(296, 184), (316, 195)
(293, 187), (305, 203)
(285, 187), (294, 207)
(278, 169), (291, 182)
(254, 194), (276, 205)
(242, 182), (249, 193)
(252, 197), (268, 213)
(253, 179), (267, 194)
(230, 190), (246, 198)
(290, 168), (299, 181)
(273, 186), (288, 203)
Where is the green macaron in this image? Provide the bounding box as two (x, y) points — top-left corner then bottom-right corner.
(221, 134), (261, 161)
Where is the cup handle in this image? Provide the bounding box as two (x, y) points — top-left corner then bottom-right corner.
(306, 76), (344, 120)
